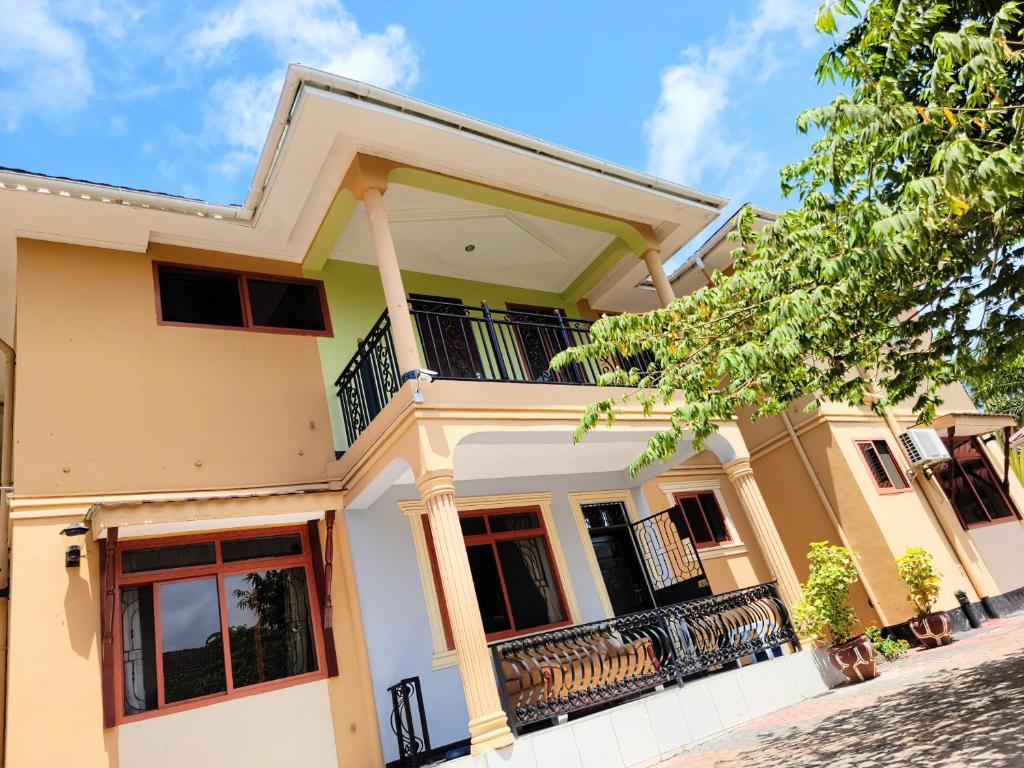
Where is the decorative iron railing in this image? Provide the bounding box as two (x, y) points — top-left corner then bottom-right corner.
(335, 301), (655, 445)
(388, 676), (432, 767)
(334, 310), (401, 446)
(490, 582), (799, 731)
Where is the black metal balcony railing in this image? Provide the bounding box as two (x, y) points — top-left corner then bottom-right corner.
(335, 301), (655, 445)
(490, 582), (799, 732)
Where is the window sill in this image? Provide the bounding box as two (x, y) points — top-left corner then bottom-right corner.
(964, 516), (1023, 531)
(432, 649), (458, 670)
(695, 542), (748, 560)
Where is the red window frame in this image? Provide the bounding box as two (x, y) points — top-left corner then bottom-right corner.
(422, 505), (572, 647)
(855, 439), (911, 494)
(153, 261), (333, 337)
(941, 436), (1021, 529)
(111, 526), (329, 724)
(672, 491), (733, 549)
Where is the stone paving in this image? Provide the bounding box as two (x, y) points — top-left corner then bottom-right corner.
(661, 615), (1024, 768)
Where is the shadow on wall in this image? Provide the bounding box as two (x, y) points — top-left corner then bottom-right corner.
(64, 531), (102, 660)
(728, 652), (1024, 767)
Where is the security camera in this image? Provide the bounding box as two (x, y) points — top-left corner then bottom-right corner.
(417, 368), (438, 384)
(59, 522), (89, 537)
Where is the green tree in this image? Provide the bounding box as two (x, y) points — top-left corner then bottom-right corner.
(554, 0), (1024, 474)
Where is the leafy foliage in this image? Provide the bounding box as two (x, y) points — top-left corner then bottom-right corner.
(896, 545), (942, 615)
(553, 0), (1024, 474)
(865, 625), (911, 660)
(794, 542), (861, 645)
(967, 355), (1024, 422)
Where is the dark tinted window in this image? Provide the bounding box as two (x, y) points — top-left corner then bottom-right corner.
(459, 516), (487, 536)
(159, 578), (226, 704)
(157, 265), (244, 327)
(488, 512), (539, 532)
(222, 534), (302, 562)
(247, 279), (326, 331)
(581, 501), (629, 529)
(123, 542), (216, 574)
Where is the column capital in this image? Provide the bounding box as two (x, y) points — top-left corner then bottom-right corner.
(416, 469), (456, 502)
(722, 457), (754, 481)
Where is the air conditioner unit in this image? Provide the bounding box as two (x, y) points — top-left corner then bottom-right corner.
(897, 429), (951, 467)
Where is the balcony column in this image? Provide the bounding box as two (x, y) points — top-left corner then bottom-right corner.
(363, 187), (421, 377)
(722, 458), (803, 611)
(641, 248), (675, 308)
(416, 470), (514, 755)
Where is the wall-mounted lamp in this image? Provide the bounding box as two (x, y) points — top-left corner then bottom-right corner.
(59, 522), (89, 537)
(65, 545), (82, 568)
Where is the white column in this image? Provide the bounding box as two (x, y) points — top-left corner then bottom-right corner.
(363, 187), (421, 376)
(417, 470), (514, 755)
(641, 248), (675, 308)
(723, 457), (803, 610)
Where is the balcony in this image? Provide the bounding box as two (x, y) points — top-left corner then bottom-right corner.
(334, 300), (652, 446)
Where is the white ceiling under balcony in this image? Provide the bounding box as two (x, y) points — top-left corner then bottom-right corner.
(329, 183), (616, 293)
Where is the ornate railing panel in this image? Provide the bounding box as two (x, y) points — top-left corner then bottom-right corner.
(491, 582), (799, 731)
(388, 676), (432, 767)
(335, 302), (656, 445)
(334, 310), (400, 446)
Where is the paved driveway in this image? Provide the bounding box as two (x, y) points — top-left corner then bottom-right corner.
(662, 615), (1024, 768)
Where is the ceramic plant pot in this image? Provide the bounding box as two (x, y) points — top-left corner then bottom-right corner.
(827, 635), (878, 683)
(908, 611), (953, 649)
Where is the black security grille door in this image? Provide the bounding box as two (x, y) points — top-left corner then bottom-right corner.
(409, 294), (483, 379)
(630, 507), (712, 606)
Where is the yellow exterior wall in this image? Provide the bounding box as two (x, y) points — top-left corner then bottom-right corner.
(13, 240), (335, 497)
(6, 517), (117, 767)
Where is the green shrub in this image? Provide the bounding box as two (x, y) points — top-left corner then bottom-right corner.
(896, 546), (941, 617)
(793, 541), (859, 645)
(865, 626), (910, 662)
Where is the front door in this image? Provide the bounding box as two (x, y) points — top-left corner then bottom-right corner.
(409, 294), (483, 379)
(630, 506), (712, 606)
(580, 501), (654, 616)
(505, 304), (577, 382)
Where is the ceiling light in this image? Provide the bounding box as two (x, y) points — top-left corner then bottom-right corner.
(464, 244), (476, 252)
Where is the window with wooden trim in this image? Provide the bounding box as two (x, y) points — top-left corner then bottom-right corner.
(114, 528), (327, 721)
(936, 436), (1020, 528)
(423, 506), (570, 644)
(673, 492), (732, 549)
(857, 439), (910, 492)
(154, 262), (331, 335)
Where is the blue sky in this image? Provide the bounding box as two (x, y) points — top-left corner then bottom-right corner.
(0, 0), (839, 231)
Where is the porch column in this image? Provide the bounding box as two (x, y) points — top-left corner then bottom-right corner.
(641, 248), (675, 308)
(416, 470), (514, 755)
(722, 458), (803, 610)
(363, 187), (421, 377)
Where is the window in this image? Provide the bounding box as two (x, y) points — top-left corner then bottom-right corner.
(857, 439), (910, 492)
(155, 263), (331, 335)
(423, 507), (570, 644)
(673, 492), (732, 548)
(116, 529), (324, 720)
(936, 436), (1020, 528)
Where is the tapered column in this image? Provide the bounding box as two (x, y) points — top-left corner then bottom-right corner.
(723, 458), (803, 610)
(363, 187), (421, 376)
(417, 470), (514, 755)
(641, 248), (675, 308)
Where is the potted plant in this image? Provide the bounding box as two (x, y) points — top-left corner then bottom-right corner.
(896, 546), (952, 648)
(794, 542), (878, 683)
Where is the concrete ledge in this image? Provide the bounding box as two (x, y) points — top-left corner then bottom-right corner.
(448, 649), (840, 768)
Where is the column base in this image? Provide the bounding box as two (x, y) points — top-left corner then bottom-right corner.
(468, 711), (515, 755)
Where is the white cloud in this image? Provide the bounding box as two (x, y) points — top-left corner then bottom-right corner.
(187, 0), (419, 175)
(644, 0), (818, 191)
(0, 0), (92, 131)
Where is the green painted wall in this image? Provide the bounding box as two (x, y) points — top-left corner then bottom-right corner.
(307, 260), (576, 449)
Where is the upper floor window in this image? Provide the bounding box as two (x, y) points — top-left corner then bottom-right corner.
(936, 436), (1020, 528)
(155, 263), (331, 335)
(116, 528), (325, 720)
(857, 439), (910, 492)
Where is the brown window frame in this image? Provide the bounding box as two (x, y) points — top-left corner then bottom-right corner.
(422, 505), (572, 647)
(109, 526), (329, 724)
(672, 491), (734, 549)
(855, 439), (911, 494)
(941, 436), (1021, 529)
(153, 261), (333, 337)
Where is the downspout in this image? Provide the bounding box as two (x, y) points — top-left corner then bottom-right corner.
(0, 335), (13, 767)
(780, 412), (890, 625)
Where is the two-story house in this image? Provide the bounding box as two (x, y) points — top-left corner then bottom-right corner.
(0, 65), (1021, 768)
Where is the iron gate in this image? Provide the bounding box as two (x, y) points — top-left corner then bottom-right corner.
(630, 506), (711, 606)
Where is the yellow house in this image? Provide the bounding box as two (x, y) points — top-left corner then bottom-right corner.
(0, 65), (1021, 768)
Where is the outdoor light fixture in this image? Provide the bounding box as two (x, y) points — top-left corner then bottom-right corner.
(412, 368), (438, 404)
(464, 244), (476, 252)
(65, 545), (81, 568)
(59, 522), (89, 537)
